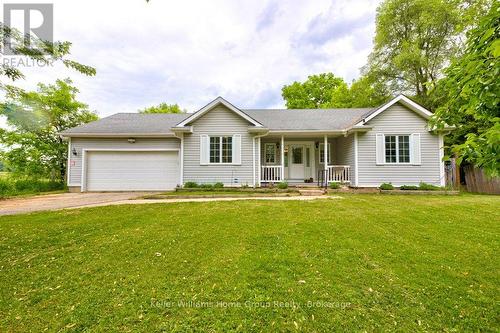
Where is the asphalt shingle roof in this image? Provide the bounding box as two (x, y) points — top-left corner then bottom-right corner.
(60, 113), (188, 135)
(243, 108), (373, 130)
(60, 107), (375, 135)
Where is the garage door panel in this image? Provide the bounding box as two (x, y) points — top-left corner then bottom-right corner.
(85, 151), (179, 191)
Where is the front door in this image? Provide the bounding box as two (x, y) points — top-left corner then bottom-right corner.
(289, 145), (305, 179)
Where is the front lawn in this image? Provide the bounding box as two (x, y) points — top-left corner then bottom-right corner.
(0, 194), (498, 331)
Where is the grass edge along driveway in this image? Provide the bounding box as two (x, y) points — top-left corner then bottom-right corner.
(0, 194), (498, 332)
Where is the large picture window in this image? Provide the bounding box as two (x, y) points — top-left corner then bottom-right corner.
(385, 135), (410, 163)
(210, 136), (233, 164)
(265, 143), (276, 164)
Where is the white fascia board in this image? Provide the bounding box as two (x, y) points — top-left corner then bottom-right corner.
(354, 95), (434, 127)
(175, 96), (264, 128)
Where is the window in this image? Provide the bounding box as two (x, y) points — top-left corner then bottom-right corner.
(265, 143), (276, 164)
(209, 136), (232, 164)
(284, 147), (289, 167)
(292, 146), (303, 164)
(385, 135), (410, 163)
(319, 143), (331, 164)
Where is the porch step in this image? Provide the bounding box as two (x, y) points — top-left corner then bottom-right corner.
(298, 189), (326, 196)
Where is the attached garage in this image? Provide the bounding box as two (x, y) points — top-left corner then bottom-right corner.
(83, 150), (179, 191)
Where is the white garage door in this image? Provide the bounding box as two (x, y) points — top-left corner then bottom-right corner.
(85, 151), (179, 191)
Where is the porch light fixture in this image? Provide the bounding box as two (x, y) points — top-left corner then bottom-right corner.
(276, 142), (280, 149)
(72, 148), (77, 156)
(315, 142), (319, 149)
(127, 138), (136, 144)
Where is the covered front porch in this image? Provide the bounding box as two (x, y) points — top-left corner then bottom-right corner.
(256, 134), (353, 186)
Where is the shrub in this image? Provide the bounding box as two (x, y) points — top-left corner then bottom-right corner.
(418, 182), (439, 191)
(379, 182), (394, 190)
(184, 182), (198, 188)
(277, 181), (288, 189)
(213, 182), (224, 188)
(199, 183), (214, 189)
(0, 178), (64, 198)
(400, 185), (419, 190)
(329, 182), (341, 189)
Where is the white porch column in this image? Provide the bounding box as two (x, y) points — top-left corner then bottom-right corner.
(323, 135), (328, 171)
(258, 137), (262, 186)
(281, 135), (285, 180)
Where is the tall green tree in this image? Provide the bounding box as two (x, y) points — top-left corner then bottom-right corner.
(281, 73), (345, 108)
(431, 2), (500, 176)
(0, 79), (98, 181)
(139, 102), (185, 114)
(365, 0), (491, 109)
(328, 76), (390, 108)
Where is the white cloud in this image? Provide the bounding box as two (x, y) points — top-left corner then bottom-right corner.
(1, 0), (382, 119)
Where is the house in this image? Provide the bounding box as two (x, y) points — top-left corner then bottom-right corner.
(60, 95), (448, 192)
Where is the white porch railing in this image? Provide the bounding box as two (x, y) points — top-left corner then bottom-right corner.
(261, 165), (282, 182)
(327, 165), (351, 183)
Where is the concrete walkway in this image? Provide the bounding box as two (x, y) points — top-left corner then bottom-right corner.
(0, 193), (341, 216)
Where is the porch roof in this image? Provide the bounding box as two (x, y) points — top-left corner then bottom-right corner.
(243, 108), (373, 131)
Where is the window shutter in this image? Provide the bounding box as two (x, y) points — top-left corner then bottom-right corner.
(200, 135), (209, 164)
(232, 134), (241, 164)
(411, 133), (421, 165)
(376, 133), (385, 165)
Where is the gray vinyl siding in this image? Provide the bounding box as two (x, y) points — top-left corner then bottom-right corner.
(68, 138), (180, 185)
(357, 103), (441, 187)
(183, 105), (255, 186)
(333, 135), (355, 182)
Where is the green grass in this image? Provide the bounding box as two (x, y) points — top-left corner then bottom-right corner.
(0, 194), (499, 331)
(0, 176), (65, 199)
(142, 190), (300, 199)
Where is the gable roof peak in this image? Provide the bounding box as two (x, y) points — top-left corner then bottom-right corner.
(175, 96), (263, 127)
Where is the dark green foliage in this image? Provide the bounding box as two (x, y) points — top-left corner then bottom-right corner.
(277, 181), (288, 189)
(213, 182), (224, 188)
(379, 182), (394, 190)
(329, 182), (341, 189)
(400, 185), (419, 190)
(0, 79), (97, 181)
(418, 182), (440, 190)
(139, 103), (185, 114)
(183, 181), (199, 188)
(431, 2), (500, 176)
(0, 177), (64, 198)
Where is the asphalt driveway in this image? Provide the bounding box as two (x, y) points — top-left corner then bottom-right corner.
(0, 192), (154, 216)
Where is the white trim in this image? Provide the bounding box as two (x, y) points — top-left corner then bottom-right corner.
(66, 137), (71, 186)
(61, 133), (177, 138)
(252, 137), (256, 187)
(323, 135), (328, 172)
(180, 133), (184, 186)
(80, 148), (180, 192)
(355, 95), (433, 127)
(204, 135), (241, 165)
(175, 97), (263, 128)
(319, 142), (331, 164)
(439, 134), (445, 186)
(258, 137), (262, 186)
(354, 132), (359, 186)
(280, 135), (285, 180)
(377, 134), (412, 165)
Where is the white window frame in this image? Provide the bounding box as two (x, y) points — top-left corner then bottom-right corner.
(209, 136), (233, 164)
(384, 134), (411, 164)
(264, 143), (277, 164)
(319, 143), (331, 164)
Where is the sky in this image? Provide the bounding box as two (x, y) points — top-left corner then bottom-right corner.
(1, 0), (382, 118)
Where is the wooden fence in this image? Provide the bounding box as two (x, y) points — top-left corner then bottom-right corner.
(463, 165), (500, 194)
